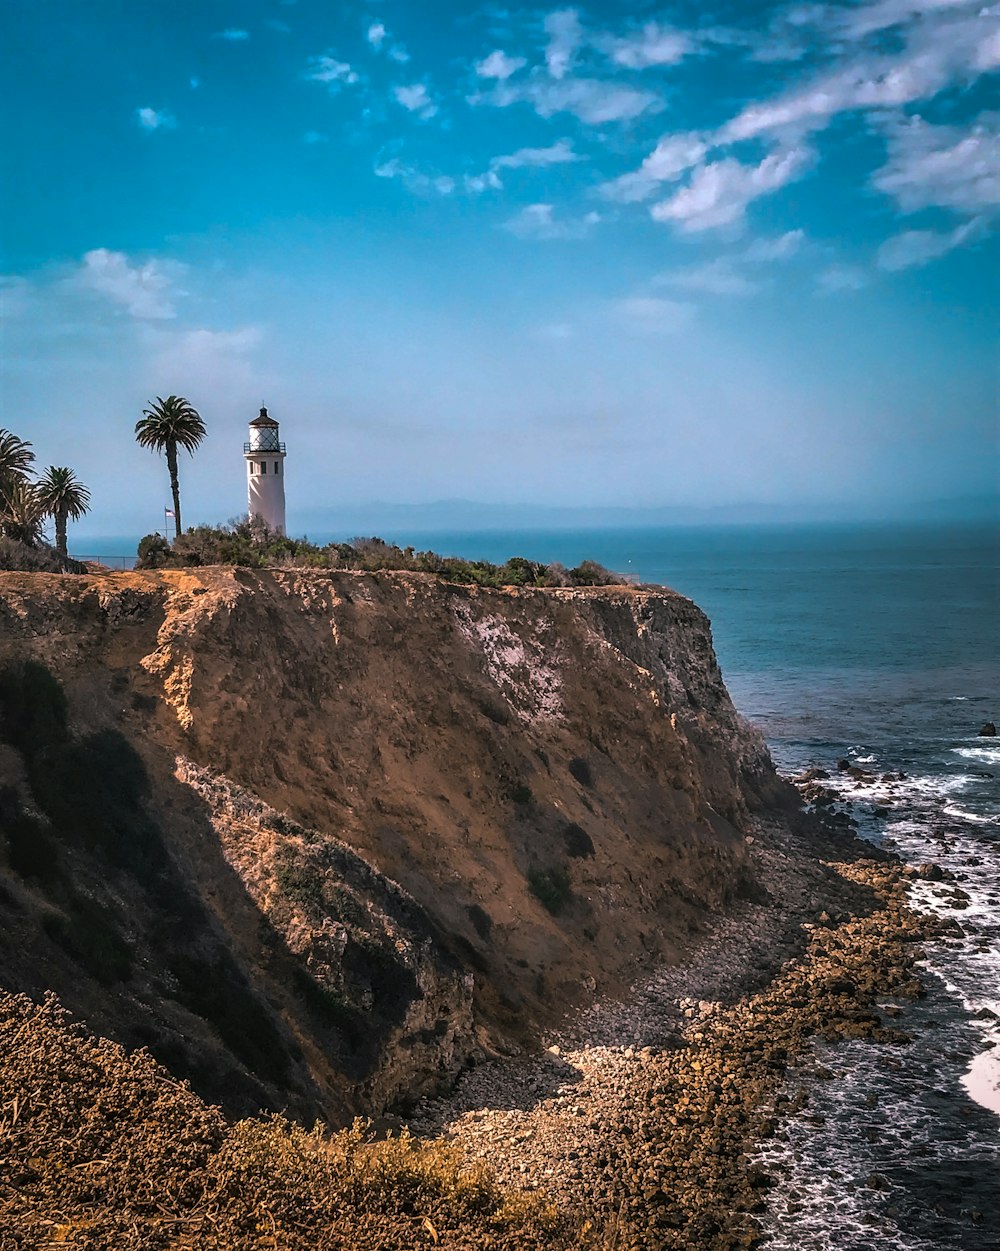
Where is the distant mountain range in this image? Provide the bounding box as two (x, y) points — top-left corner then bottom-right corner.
(290, 494), (999, 536)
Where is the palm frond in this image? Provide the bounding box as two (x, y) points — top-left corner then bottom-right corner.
(37, 467), (92, 521)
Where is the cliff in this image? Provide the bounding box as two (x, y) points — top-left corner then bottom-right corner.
(0, 568), (791, 1121)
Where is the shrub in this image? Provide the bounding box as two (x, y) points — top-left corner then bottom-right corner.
(0, 537), (83, 573)
(527, 866), (572, 916)
(136, 533), (172, 568)
(568, 757), (593, 787)
(510, 783), (533, 806)
(132, 523), (628, 588)
(467, 903), (493, 940)
(563, 822), (595, 859)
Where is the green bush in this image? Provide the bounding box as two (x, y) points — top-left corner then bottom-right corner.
(527, 866), (572, 916)
(563, 822), (595, 859)
(136, 533), (172, 568)
(133, 523), (626, 588)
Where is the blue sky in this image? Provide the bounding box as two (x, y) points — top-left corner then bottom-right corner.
(1, 0), (997, 535)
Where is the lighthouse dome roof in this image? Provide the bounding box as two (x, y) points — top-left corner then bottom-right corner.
(249, 406), (279, 428)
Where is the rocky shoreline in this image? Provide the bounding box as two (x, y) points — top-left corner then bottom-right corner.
(412, 815), (958, 1249)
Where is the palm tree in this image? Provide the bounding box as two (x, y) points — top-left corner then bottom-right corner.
(0, 480), (46, 546)
(0, 429), (35, 496)
(134, 396), (206, 540)
(37, 467), (91, 558)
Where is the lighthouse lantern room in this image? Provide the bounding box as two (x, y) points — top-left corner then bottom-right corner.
(245, 406), (287, 534)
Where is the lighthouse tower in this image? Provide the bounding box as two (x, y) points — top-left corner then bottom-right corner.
(244, 406), (287, 535)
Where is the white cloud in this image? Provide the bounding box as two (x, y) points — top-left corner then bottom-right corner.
(816, 263), (869, 293)
(662, 259), (760, 296)
(602, 22), (692, 69)
(877, 219), (983, 270)
(146, 325), (266, 403)
(393, 83), (438, 119)
(614, 296), (693, 334)
(366, 21), (408, 61)
(503, 203), (600, 240)
(485, 75), (662, 125)
(544, 9), (582, 80)
(215, 29), (250, 42)
(375, 158), (454, 196)
(476, 49), (527, 80)
(136, 107), (175, 132)
(302, 130), (328, 145)
(873, 114), (1000, 215)
(466, 139), (580, 193)
(719, 2), (997, 143)
(651, 147), (814, 233)
(76, 249), (183, 320)
(743, 229), (805, 261)
(304, 54), (359, 86)
(493, 139), (580, 170)
(600, 133), (707, 202)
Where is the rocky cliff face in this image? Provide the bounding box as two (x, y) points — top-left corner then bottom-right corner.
(0, 568), (792, 1120)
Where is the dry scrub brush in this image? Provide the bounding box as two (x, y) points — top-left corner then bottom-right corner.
(0, 992), (593, 1250)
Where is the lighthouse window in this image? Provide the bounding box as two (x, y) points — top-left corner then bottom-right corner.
(261, 461), (267, 474)
(274, 462), (279, 475)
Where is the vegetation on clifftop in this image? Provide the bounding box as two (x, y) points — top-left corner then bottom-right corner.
(137, 521), (626, 587)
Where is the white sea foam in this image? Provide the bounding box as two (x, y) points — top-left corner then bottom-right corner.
(942, 804), (994, 825)
(963, 1047), (1000, 1117)
(954, 745), (1000, 763)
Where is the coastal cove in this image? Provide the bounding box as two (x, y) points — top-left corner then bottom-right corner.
(1, 520), (995, 1248)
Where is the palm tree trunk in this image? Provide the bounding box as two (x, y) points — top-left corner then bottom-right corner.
(55, 508), (67, 557)
(166, 442), (182, 539)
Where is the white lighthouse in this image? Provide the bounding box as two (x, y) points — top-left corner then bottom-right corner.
(244, 406), (287, 535)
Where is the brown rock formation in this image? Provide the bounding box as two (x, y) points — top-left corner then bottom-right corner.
(0, 568), (792, 1121)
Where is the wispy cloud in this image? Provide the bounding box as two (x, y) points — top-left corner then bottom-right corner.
(214, 29), (249, 42)
(599, 133), (707, 203)
(873, 114), (1000, 216)
(75, 249), (183, 320)
(877, 219), (984, 270)
(718, 2), (997, 143)
(302, 130), (328, 145)
(544, 9), (582, 80)
(658, 230), (804, 297)
(304, 54), (359, 86)
(393, 82), (438, 119)
(651, 147), (814, 233)
(662, 259), (761, 297)
(503, 203), (599, 240)
(483, 74), (662, 125)
(136, 107), (175, 132)
(375, 158), (454, 196)
(366, 21), (409, 63)
(600, 22), (693, 69)
(476, 49), (527, 80)
(816, 263), (869, 293)
(614, 296), (693, 334)
(493, 138), (580, 171)
(466, 139), (581, 193)
(743, 230), (805, 262)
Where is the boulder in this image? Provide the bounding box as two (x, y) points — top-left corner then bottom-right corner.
(978, 722), (996, 737)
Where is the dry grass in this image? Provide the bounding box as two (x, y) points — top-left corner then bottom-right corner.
(0, 993), (594, 1250)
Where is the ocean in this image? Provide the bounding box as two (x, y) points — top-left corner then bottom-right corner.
(78, 520), (998, 1244)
